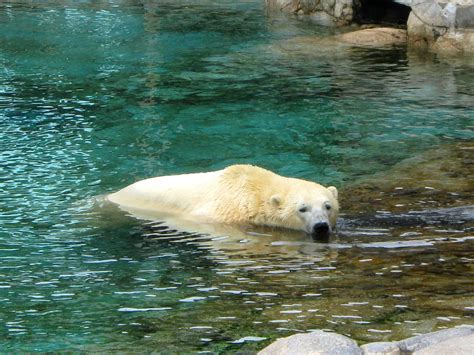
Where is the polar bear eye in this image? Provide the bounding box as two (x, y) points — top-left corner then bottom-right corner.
(325, 202), (332, 211)
(299, 206), (309, 213)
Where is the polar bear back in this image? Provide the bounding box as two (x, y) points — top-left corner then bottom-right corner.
(108, 170), (223, 218)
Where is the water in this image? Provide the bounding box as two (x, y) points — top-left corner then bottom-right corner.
(1, 1), (473, 352)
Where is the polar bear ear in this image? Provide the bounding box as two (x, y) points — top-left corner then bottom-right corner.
(327, 186), (338, 199)
(270, 194), (282, 207)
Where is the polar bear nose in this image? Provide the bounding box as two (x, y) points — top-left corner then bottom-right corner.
(312, 222), (330, 239)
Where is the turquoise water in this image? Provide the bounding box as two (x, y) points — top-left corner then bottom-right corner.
(1, 1), (473, 352)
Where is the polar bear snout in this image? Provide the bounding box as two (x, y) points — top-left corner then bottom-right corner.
(311, 222), (331, 239)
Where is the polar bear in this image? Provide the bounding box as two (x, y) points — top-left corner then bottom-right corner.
(107, 164), (339, 239)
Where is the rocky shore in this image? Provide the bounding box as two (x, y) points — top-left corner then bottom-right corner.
(266, 0), (474, 53)
(259, 325), (474, 354)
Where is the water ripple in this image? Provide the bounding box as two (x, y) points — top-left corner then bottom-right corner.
(1, 1), (473, 353)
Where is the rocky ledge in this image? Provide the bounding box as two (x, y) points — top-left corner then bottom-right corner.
(259, 325), (474, 354)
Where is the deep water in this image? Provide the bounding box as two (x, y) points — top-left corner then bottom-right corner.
(0, 1), (473, 352)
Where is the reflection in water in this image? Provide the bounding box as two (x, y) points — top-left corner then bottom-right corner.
(0, 0), (473, 352)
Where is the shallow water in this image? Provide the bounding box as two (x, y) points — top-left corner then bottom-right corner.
(1, 1), (473, 352)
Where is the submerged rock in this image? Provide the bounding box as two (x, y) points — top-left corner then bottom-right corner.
(340, 142), (474, 216)
(336, 142), (473, 243)
(338, 27), (407, 47)
(271, 27), (407, 57)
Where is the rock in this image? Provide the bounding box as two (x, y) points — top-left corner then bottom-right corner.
(407, 11), (474, 53)
(360, 326), (474, 354)
(266, 0), (474, 53)
(456, 5), (474, 28)
(435, 29), (474, 52)
(414, 333), (474, 354)
(269, 27), (407, 57)
(398, 325), (474, 353)
(260, 326), (474, 354)
(406, 0), (474, 53)
(406, 11), (441, 50)
(265, 0), (357, 26)
(340, 142), (474, 215)
(360, 341), (400, 355)
(410, 0), (448, 27)
(338, 28), (407, 47)
(258, 330), (362, 355)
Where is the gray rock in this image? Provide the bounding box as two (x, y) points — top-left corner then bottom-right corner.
(407, 0), (474, 31)
(361, 341), (400, 355)
(407, 9), (474, 52)
(266, 0), (356, 25)
(258, 331), (362, 355)
(360, 329), (474, 354)
(406, 0), (474, 52)
(399, 325), (474, 353)
(309, 11), (341, 26)
(441, 3), (457, 28)
(261, 326), (474, 354)
(410, 0), (448, 28)
(414, 333), (474, 354)
(456, 4), (474, 28)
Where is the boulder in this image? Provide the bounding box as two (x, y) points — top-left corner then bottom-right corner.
(398, 325), (474, 353)
(258, 330), (362, 355)
(405, 0), (474, 53)
(414, 333), (474, 354)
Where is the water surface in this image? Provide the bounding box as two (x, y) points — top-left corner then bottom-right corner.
(1, 1), (473, 352)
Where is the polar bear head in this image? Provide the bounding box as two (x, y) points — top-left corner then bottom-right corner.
(267, 179), (339, 240)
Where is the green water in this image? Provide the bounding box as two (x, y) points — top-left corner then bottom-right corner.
(1, 1), (473, 352)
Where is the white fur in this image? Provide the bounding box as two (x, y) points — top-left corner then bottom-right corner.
(108, 170), (224, 221)
(107, 165), (339, 234)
